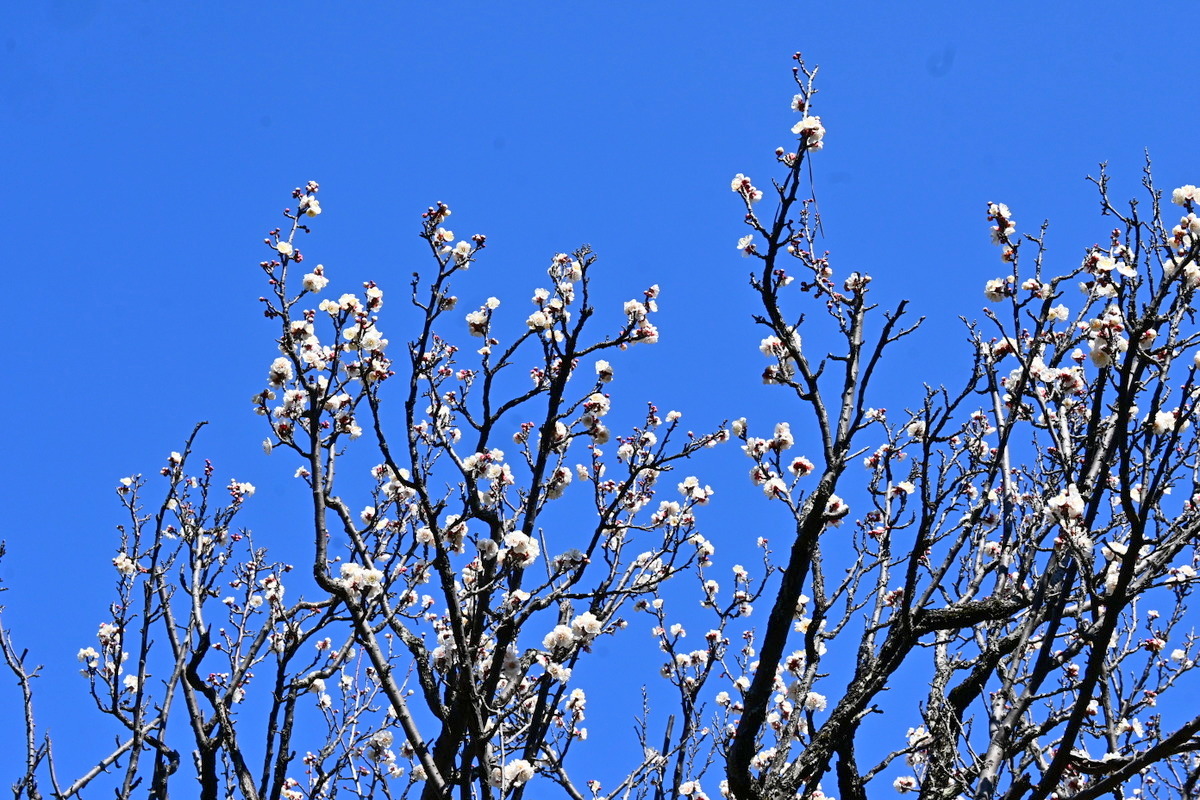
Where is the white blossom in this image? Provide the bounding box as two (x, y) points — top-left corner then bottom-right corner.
(302, 272), (328, 293)
(1047, 484), (1085, 522)
(501, 759), (535, 787)
(543, 625), (574, 651)
(1172, 185), (1200, 206)
(113, 553), (138, 576)
(571, 611), (603, 640)
(267, 357), (294, 387)
(803, 691), (827, 712)
(791, 115), (825, 147)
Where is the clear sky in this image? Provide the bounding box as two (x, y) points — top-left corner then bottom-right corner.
(2, 0), (1194, 792)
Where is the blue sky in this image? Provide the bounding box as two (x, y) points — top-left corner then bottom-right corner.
(2, 0), (1194, 791)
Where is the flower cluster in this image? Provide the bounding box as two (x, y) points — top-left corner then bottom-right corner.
(984, 274), (1015, 303)
(791, 109), (825, 150)
(736, 233), (756, 258)
(624, 284), (661, 344)
(987, 202), (1016, 245)
(1083, 304), (1128, 367)
(465, 296), (501, 340)
(740, 421), (812, 500)
(1046, 484), (1085, 523)
(1172, 184), (1200, 207)
(758, 329), (800, 384)
(542, 611), (605, 654)
(731, 173), (765, 203)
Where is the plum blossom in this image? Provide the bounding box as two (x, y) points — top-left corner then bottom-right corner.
(526, 310), (552, 331)
(1150, 409), (1189, 435)
(678, 476), (714, 504)
(760, 336), (784, 357)
(771, 421), (794, 451)
(302, 270), (329, 293)
(77, 647), (100, 669)
(364, 284), (384, 310)
(788, 456), (814, 477)
(299, 192), (321, 217)
(340, 562), (384, 596)
(988, 337), (1019, 360)
(731, 173), (764, 202)
(1116, 718), (1146, 739)
(113, 553), (138, 576)
(503, 532), (540, 566)
(984, 276), (1014, 302)
(737, 234), (755, 257)
(571, 611), (603, 640)
(97, 622), (119, 646)
(823, 494), (849, 524)
(267, 357), (294, 387)
(1167, 564), (1197, 585)
(802, 692), (827, 712)
(987, 202), (1016, 243)
(763, 476), (788, 499)
(1172, 185), (1200, 206)
(465, 309), (489, 337)
(583, 392), (611, 418)
(544, 465), (573, 499)
(792, 115), (825, 148)
(1047, 484), (1085, 522)
(344, 321), (387, 351)
(229, 481), (256, 502)
(501, 759), (535, 787)
(1091, 252), (1137, 278)
(543, 625), (574, 651)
